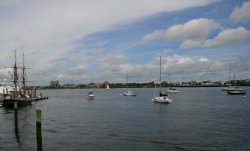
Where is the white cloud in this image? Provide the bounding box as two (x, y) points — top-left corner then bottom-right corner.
(199, 58), (209, 62)
(177, 57), (193, 64)
(143, 18), (219, 42)
(143, 30), (165, 42)
(0, 0), (219, 84)
(180, 27), (250, 49)
(204, 27), (250, 48)
(154, 51), (224, 82)
(0, 68), (12, 79)
(180, 39), (204, 49)
(230, 1), (250, 23)
(143, 14), (250, 50)
(56, 64), (88, 82)
(166, 18), (219, 41)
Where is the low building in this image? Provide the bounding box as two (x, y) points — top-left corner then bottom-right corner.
(63, 84), (76, 89)
(191, 81), (197, 86)
(182, 82), (191, 86)
(50, 80), (60, 88)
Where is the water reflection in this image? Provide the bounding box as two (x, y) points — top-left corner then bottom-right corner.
(14, 109), (20, 146)
(1, 88), (250, 151)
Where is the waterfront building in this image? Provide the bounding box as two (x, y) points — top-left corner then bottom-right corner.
(50, 80), (60, 88)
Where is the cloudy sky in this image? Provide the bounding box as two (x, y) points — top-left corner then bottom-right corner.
(0, 0), (250, 85)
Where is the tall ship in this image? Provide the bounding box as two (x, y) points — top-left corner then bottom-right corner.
(2, 51), (48, 107)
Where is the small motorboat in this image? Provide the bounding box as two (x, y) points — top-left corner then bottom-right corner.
(87, 92), (94, 99)
(123, 90), (137, 96)
(227, 90), (246, 95)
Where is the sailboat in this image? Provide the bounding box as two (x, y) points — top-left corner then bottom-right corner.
(106, 83), (110, 90)
(166, 87), (179, 93)
(221, 64), (236, 91)
(2, 51), (48, 107)
(227, 72), (246, 95)
(122, 73), (137, 96)
(152, 56), (172, 104)
(165, 67), (179, 93)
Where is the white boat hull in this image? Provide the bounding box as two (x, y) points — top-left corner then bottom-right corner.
(152, 96), (172, 104)
(123, 93), (137, 96)
(221, 86), (242, 91)
(227, 90), (246, 95)
(123, 90), (137, 96)
(166, 90), (179, 93)
(87, 92), (94, 99)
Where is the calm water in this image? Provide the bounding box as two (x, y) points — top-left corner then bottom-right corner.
(0, 87), (250, 151)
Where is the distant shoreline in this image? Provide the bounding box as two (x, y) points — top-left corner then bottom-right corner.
(37, 85), (250, 90)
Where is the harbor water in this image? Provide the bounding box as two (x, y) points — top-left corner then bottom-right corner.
(0, 87), (250, 151)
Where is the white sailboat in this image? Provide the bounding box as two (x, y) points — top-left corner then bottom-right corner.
(152, 56), (172, 104)
(227, 72), (246, 95)
(106, 83), (110, 90)
(221, 64), (235, 91)
(220, 64), (246, 95)
(122, 73), (137, 96)
(166, 87), (179, 93)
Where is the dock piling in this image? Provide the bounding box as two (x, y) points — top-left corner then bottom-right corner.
(14, 101), (18, 109)
(36, 110), (42, 151)
(14, 101), (18, 133)
(14, 103), (20, 143)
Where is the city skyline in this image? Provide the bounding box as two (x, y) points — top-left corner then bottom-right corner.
(0, 0), (250, 85)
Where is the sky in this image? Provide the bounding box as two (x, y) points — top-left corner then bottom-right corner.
(0, 0), (250, 85)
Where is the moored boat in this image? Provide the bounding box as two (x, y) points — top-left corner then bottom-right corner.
(106, 84), (110, 90)
(152, 96), (172, 104)
(2, 51), (48, 108)
(227, 89), (246, 95)
(224, 72), (246, 95)
(166, 87), (179, 93)
(123, 90), (137, 96)
(152, 56), (172, 104)
(87, 91), (94, 99)
(122, 73), (137, 96)
(221, 86), (242, 91)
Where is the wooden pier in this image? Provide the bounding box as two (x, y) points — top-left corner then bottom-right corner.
(2, 96), (48, 108)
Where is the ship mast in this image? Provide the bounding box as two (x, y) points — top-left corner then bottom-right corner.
(229, 63), (231, 83)
(126, 73), (128, 89)
(160, 56), (162, 88)
(13, 50), (18, 99)
(22, 53), (27, 97)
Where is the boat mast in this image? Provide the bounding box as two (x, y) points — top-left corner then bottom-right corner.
(13, 50), (18, 98)
(22, 53), (27, 97)
(126, 73), (128, 89)
(229, 63), (231, 82)
(233, 72), (236, 86)
(160, 56), (162, 89)
(169, 65), (171, 88)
